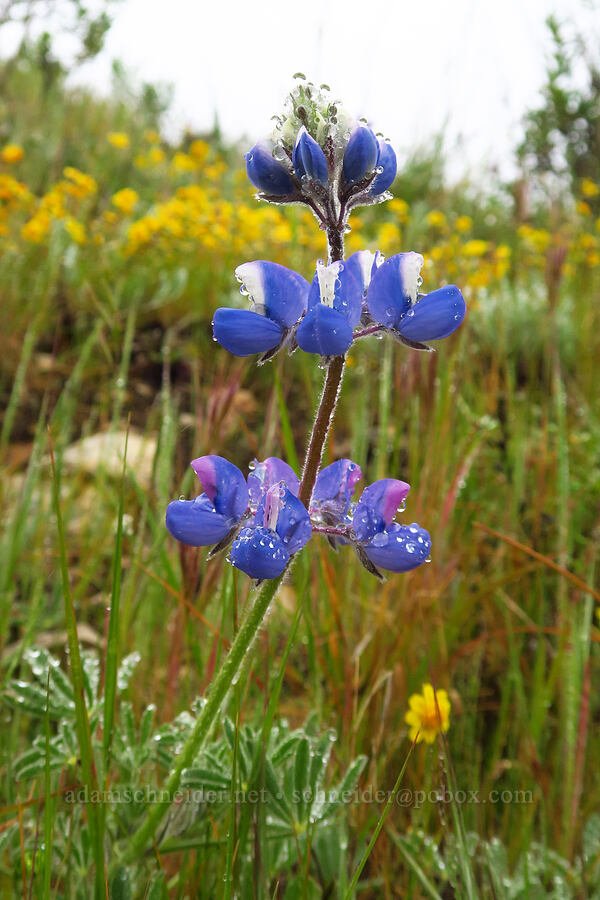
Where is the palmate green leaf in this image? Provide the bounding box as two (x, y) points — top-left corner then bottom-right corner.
(293, 735), (310, 821)
(271, 733), (302, 766)
(180, 767), (230, 793)
(14, 738), (68, 781)
(139, 704), (156, 747)
(315, 754), (367, 822)
(263, 757), (293, 824)
(5, 679), (74, 718)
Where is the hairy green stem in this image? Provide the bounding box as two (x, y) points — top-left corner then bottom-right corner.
(298, 354), (345, 507)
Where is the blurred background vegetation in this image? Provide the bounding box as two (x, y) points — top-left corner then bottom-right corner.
(1, 4), (600, 896)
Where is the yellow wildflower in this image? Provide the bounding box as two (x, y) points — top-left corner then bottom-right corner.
(144, 129), (160, 144)
(461, 239), (488, 257)
(426, 210), (446, 228)
(111, 188), (139, 215)
(1, 143), (24, 164)
(64, 217), (86, 244)
(389, 197), (409, 221)
(405, 683), (451, 744)
(581, 178), (599, 198)
(63, 167), (97, 197)
(21, 212), (51, 243)
(587, 251), (600, 267)
(147, 146), (166, 166)
(108, 132), (131, 150)
(189, 139), (209, 162)
(171, 152), (197, 173)
(455, 215), (472, 233)
(495, 244), (511, 259)
(576, 200), (592, 216)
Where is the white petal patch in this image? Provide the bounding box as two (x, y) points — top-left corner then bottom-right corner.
(354, 250), (377, 292)
(235, 262), (266, 315)
(316, 260), (343, 307)
(400, 252), (424, 303)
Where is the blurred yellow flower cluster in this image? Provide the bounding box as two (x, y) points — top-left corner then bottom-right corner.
(0, 132), (598, 300)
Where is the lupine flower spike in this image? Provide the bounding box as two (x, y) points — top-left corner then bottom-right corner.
(169, 78), (466, 590)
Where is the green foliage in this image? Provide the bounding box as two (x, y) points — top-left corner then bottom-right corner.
(518, 15), (600, 207)
(2, 647), (366, 895)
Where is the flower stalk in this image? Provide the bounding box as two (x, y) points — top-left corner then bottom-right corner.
(121, 224), (347, 863)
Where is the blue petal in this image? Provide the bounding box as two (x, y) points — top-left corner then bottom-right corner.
(311, 459), (362, 520)
(342, 126), (379, 185)
(293, 127), (329, 184)
(353, 479), (411, 542)
(245, 144), (295, 195)
(369, 140), (397, 195)
(213, 308), (283, 356)
(296, 305), (354, 356)
(247, 457), (299, 506)
(255, 485), (311, 555)
(307, 261), (363, 328)
(166, 496), (231, 546)
(398, 285), (466, 342)
(366, 252), (424, 328)
(235, 261), (309, 329)
(230, 526), (290, 578)
(364, 523), (431, 573)
(190, 456), (249, 519)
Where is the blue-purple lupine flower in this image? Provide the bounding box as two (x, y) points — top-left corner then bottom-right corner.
(247, 456), (299, 506)
(353, 479), (431, 573)
(369, 139), (397, 196)
(367, 252), (466, 343)
(165, 455), (249, 547)
(292, 126), (329, 185)
(166, 454), (310, 578)
(231, 483), (311, 579)
(296, 258), (364, 356)
(213, 261), (310, 357)
(310, 458), (362, 524)
(213, 249), (465, 359)
(342, 126), (380, 185)
(245, 144), (295, 196)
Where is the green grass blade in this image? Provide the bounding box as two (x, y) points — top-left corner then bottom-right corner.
(344, 740), (416, 898)
(102, 426), (129, 776)
(49, 433), (105, 898)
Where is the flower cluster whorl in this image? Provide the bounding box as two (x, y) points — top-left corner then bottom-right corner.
(166, 456), (431, 580)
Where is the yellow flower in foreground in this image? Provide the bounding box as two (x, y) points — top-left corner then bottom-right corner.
(108, 132), (131, 150)
(405, 683), (451, 744)
(1, 143), (24, 164)
(581, 178), (599, 198)
(111, 188), (139, 215)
